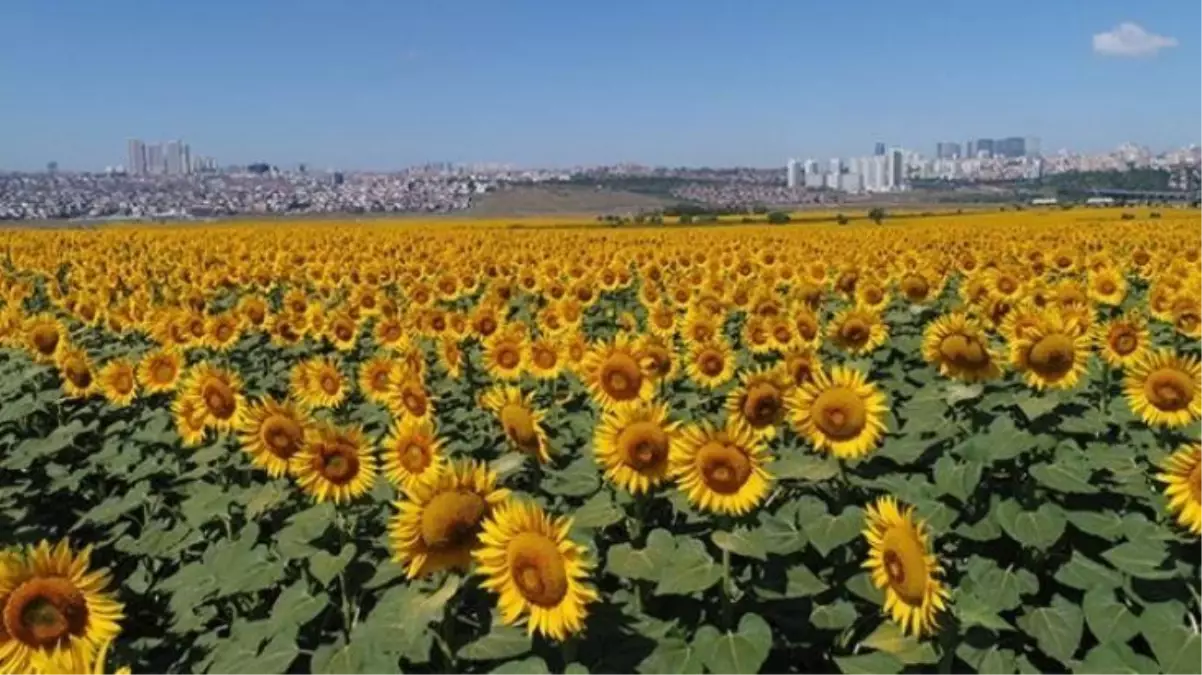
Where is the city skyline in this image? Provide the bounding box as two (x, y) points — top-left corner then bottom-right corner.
(0, 1), (1197, 171)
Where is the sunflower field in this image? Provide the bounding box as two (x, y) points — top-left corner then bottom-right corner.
(0, 209), (1200, 675)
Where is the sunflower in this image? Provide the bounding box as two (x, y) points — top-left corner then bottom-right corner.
(789, 365), (888, 459)
(267, 312), (305, 347)
(172, 395), (209, 448)
(388, 368), (434, 423)
(682, 312), (722, 344)
(725, 366), (791, 439)
(325, 311), (360, 352)
(593, 402), (679, 494)
(685, 339), (736, 390)
(898, 271), (937, 305)
(237, 397), (310, 478)
(1155, 443), (1201, 535)
(389, 460), (510, 578)
(289, 423), (377, 503)
(634, 335), (677, 383)
(1124, 350), (1202, 427)
(527, 338), (564, 380)
(481, 386), (551, 464)
(781, 347), (822, 390)
(473, 500), (598, 641)
(670, 420), (772, 515)
(437, 338), (464, 380)
(291, 357), (348, 409)
(582, 334), (654, 411)
(862, 496), (949, 638)
(483, 328), (527, 381)
(1010, 313), (1090, 391)
(1094, 312), (1150, 368)
(357, 354), (398, 405)
(921, 312), (1003, 383)
(645, 302), (678, 339)
(742, 315), (776, 355)
(0, 540), (123, 675)
(179, 363), (245, 432)
(1087, 267), (1127, 306)
(373, 316), (406, 348)
(205, 313), (242, 351)
(30, 637), (130, 675)
(136, 349), (182, 394)
(382, 417), (446, 490)
(827, 305), (888, 355)
(1171, 293), (1202, 339)
(56, 348), (97, 400)
(97, 360), (137, 408)
(24, 314), (66, 364)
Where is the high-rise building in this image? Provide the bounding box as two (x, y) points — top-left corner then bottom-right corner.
(181, 144), (192, 175)
(995, 137), (1026, 158)
(828, 158), (843, 176)
(165, 141), (184, 175)
(786, 159), (799, 189)
(1024, 137), (1041, 157)
(974, 139), (995, 157)
(46, 161), (58, 174)
(147, 144), (165, 175)
(127, 139), (147, 176)
(965, 140), (976, 158)
(802, 159), (819, 177)
(874, 142), (886, 156)
(936, 142), (961, 159)
(888, 149), (904, 190)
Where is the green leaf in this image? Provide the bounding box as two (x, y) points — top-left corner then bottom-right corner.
(1053, 552), (1123, 591)
(811, 601), (857, 630)
(945, 382), (984, 405)
(803, 506), (864, 557)
(1030, 457), (1097, 494)
(607, 528), (674, 582)
(655, 539), (722, 596)
(834, 652), (904, 675)
(1075, 642), (1160, 674)
(846, 572), (884, 605)
(956, 515), (1002, 542)
(458, 624), (532, 662)
(712, 528), (768, 561)
(785, 565), (830, 598)
(310, 636), (402, 674)
(859, 621), (939, 664)
(76, 482), (151, 527)
(876, 436), (931, 466)
(362, 561), (407, 590)
(309, 543), (355, 587)
(1016, 596), (1084, 665)
(276, 502), (335, 559)
(695, 614), (772, 675)
(1064, 510), (1124, 540)
(1141, 603), (1202, 675)
(637, 638), (705, 675)
(358, 576), (461, 664)
(544, 457), (600, 497)
(963, 557), (1039, 611)
(269, 582), (326, 634)
(932, 456), (982, 503)
(757, 503), (807, 555)
(1082, 589), (1140, 645)
(994, 500), (1066, 550)
(773, 453), (840, 481)
(1015, 392), (1062, 422)
(573, 491), (623, 529)
(1101, 541), (1172, 579)
(491, 657), (549, 674)
(955, 592), (1015, 631)
(957, 642), (1017, 674)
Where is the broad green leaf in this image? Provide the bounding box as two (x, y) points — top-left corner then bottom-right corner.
(773, 453), (840, 481)
(655, 539), (722, 596)
(270, 582), (326, 634)
(785, 565), (829, 598)
(963, 557), (1039, 611)
(1016, 596), (1084, 665)
(695, 614), (772, 675)
(757, 503), (807, 555)
(359, 576), (461, 664)
(1075, 642), (1160, 674)
(876, 436), (931, 466)
(1015, 392), (1062, 422)
(491, 656), (549, 674)
(544, 457), (600, 497)
(607, 528), (674, 582)
(957, 642), (1017, 675)
(1030, 457), (1097, 494)
(1101, 541), (1172, 579)
(276, 502), (335, 559)
(811, 601), (857, 630)
(1141, 602), (1202, 675)
(309, 543), (355, 586)
(833, 652), (904, 675)
(994, 500), (1066, 550)
(75, 482), (150, 527)
(1082, 589), (1140, 645)
(955, 592), (1015, 631)
(458, 624), (532, 662)
(803, 506), (863, 558)
(956, 515), (1002, 542)
(1053, 552), (1123, 591)
(362, 561), (407, 590)
(846, 572), (884, 604)
(1064, 509), (1124, 540)
(712, 528), (768, 561)
(932, 456), (982, 503)
(637, 638), (705, 675)
(310, 636), (402, 674)
(573, 491), (623, 529)
(945, 382), (984, 405)
(859, 621), (939, 664)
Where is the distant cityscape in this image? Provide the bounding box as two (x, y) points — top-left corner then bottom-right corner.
(125, 139), (218, 176)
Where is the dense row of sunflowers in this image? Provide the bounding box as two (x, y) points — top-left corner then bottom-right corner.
(0, 212), (1199, 674)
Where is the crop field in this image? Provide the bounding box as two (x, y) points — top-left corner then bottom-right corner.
(0, 209), (1199, 674)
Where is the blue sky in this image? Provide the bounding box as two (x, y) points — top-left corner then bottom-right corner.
(1, 0), (1198, 170)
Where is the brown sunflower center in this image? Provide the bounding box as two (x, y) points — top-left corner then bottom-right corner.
(1176, 310), (1200, 334)
(380, 322), (402, 342)
(400, 442), (431, 473)
(508, 532), (569, 608)
(653, 311), (674, 330)
(216, 323), (233, 341)
(697, 350), (725, 377)
(1025, 334), (1073, 380)
(320, 373), (341, 395)
(64, 359), (92, 389)
(113, 369), (134, 394)
(533, 347), (557, 370)
(1109, 327), (1138, 355)
(617, 421), (669, 470)
(742, 383), (783, 427)
(3, 577), (89, 648)
(864, 287), (883, 304)
(371, 369), (390, 391)
(839, 318), (869, 345)
(31, 325), (60, 355)
(202, 379), (237, 419)
(496, 344), (521, 370)
(1098, 279), (1116, 295)
(421, 490), (487, 549)
(696, 441), (752, 494)
(880, 528), (929, 606)
(317, 443), (360, 484)
(601, 353), (642, 401)
(262, 415), (304, 459)
(796, 317), (818, 341)
(997, 277), (1017, 294)
(152, 360), (176, 384)
(939, 333), (990, 369)
(901, 275), (929, 300)
(789, 358), (815, 386)
(334, 323), (354, 342)
(639, 346), (672, 378)
(500, 403), (540, 451)
(402, 387), (428, 416)
(1144, 369), (1195, 412)
(811, 387), (868, 441)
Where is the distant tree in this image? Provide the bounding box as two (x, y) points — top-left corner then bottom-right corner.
(679, 214), (694, 224)
(1150, 211), (1162, 219)
(751, 205), (769, 214)
(741, 216), (754, 223)
(867, 207), (886, 224)
(766, 211), (791, 224)
(836, 213), (849, 225)
(1120, 212), (1136, 220)
(633, 214), (646, 224)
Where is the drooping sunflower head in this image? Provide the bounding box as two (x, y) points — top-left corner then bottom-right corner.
(481, 385), (551, 464)
(788, 365), (888, 459)
(898, 271), (937, 304)
(828, 305), (889, 355)
(473, 500), (598, 642)
(594, 401), (679, 495)
(862, 496), (948, 638)
(1124, 349), (1202, 428)
(382, 417), (446, 491)
(921, 312), (1003, 383)
(582, 334), (653, 411)
(136, 349), (183, 394)
(0, 540), (124, 675)
(172, 394), (209, 447)
(634, 334), (677, 383)
(1010, 313), (1090, 391)
(781, 347), (822, 391)
(1155, 443), (1201, 535)
(670, 420), (773, 516)
(56, 347), (97, 399)
(237, 397), (310, 478)
(289, 422), (377, 504)
(390, 460), (510, 578)
(685, 339), (736, 390)
(725, 366), (791, 438)
(1093, 312), (1150, 368)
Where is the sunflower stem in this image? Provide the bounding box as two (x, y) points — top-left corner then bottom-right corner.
(719, 517), (735, 631)
(1099, 363), (1111, 415)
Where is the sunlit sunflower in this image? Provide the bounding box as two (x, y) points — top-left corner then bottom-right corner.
(781, 347), (822, 390)
(179, 363), (245, 432)
(582, 334), (654, 411)
(921, 312), (1003, 383)
(171, 395), (209, 448)
(437, 338), (464, 380)
(30, 636), (131, 675)
(483, 328), (527, 381)
(670, 419), (772, 515)
(593, 402), (679, 495)
(481, 386), (551, 464)
(473, 500), (598, 642)
(527, 338), (564, 380)
(1155, 443), (1201, 535)
(237, 397), (310, 478)
(862, 496), (949, 638)
(135, 349), (182, 394)
(205, 313), (242, 351)
(24, 314), (66, 364)
(292, 357), (348, 409)
(685, 339), (737, 390)
(289, 422), (377, 503)
(389, 460), (510, 578)
(387, 368), (434, 423)
(97, 360), (138, 408)
(634, 335), (677, 383)
(1171, 293), (1202, 339)
(828, 305), (889, 355)
(1010, 313), (1090, 390)
(357, 354), (398, 405)
(1124, 349), (1202, 427)
(0, 540), (124, 675)
(725, 366), (791, 439)
(56, 348), (97, 399)
(372, 316), (406, 349)
(1087, 267), (1127, 306)
(267, 312), (306, 347)
(1094, 312), (1150, 368)
(789, 365), (888, 459)
(381, 417), (446, 490)
(325, 311), (359, 352)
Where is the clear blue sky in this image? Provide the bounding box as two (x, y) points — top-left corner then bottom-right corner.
(1, 0), (1198, 170)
